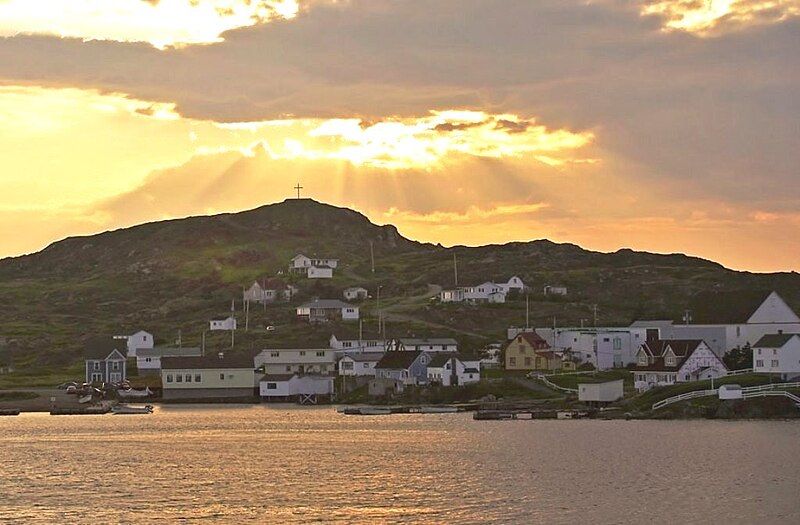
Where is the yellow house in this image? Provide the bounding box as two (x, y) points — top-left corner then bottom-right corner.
(505, 332), (562, 372)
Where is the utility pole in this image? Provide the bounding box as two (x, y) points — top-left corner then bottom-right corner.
(376, 285), (383, 343)
(201, 330), (206, 356)
(230, 299), (235, 349)
(370, 241), (375, 274)
(453, 252), (458, 286)
(525, 294), (530, 329)
(593, 304), (598, 327)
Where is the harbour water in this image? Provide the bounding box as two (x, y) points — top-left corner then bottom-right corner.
(1, 406), (799, 523)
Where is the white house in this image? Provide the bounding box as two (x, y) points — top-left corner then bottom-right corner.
(504, 276), (525, 292)
(113, 330), (154, 357)
(343, 287), (369, 301)
(632, 339), (728, 392)
(426, 354), (481, 386)
(631, 291), (800, 357)
(338, 352), (385, 376)
(396, 338), (458, 353)
(259, 373), (334, 402)
(290, 254), (339, 278)
(536, 327), (647, 369)
(210, 316), (237, 331)
(464, 282), (506, 303)
(136, 346), (202, 375)
(296, 300), (359, 322)
(329, 332), (388, 353)
(254, 347), (336, 375)
(753, 333), (800, 380)
(439, 289), (465, 303)
(308, 266), (333, 279)
(543, 285), (568, 296)
(243, 280), (298, 304)
(578, 380), (624, 405)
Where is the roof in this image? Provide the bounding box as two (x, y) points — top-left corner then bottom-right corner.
(400, 338), (457, 346)
(292, 254), (309, 260)
(687, 290), (775, 324)
(84, 337), (128, 360)
(299, 299), (354, 309)
(341, 352), (385, 362)
(464, 367), (480, 373)
(515, 332), (550, 349)
(331, 327), (384, 340)
(375, 351), (424, 370)
(753, 333), (800, 348)
(629, 320), (674, 328)
(640, 339), (703, 358)
(136, 347), (202, 358)
(344, 286), (368, 292)
(161, 353), (254, 370)
(260, 373), (296, 382)
(428, 353), (461, 368)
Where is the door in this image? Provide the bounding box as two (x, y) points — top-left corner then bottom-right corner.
(110, 372), (122, 383)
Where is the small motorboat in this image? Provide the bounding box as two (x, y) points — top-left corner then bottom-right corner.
(117, 387), (153, 399)
(420, 406), (458, 414)
(112, 404), (154, 415)
(557, 410), (589, 420)
(78, 394), (93, 404)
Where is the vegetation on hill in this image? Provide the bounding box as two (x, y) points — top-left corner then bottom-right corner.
(0, 199), (798, 372)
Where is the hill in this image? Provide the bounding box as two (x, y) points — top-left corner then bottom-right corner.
(0, 198), (798, 370)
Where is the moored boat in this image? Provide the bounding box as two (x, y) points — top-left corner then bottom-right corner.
(420, 406), (458, 414)
(112, 404), (154, 415)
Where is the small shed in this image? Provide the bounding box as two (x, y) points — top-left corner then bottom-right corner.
(578, 379), (624, 405)
(718, 384), (743, 400)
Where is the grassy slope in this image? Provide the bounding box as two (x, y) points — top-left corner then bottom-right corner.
(0, 199), (799, 374)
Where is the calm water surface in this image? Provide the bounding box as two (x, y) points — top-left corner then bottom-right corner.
(1, 406), (798, 524)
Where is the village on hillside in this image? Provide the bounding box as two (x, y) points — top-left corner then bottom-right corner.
(2, 250), (800, 419)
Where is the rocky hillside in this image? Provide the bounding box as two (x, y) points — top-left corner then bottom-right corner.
(0, 199), (798, 369)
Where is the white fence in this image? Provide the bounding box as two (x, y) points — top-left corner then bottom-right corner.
(531, 373), (578, 394)
(652, 381), (800, 411)
(743, 390), (800, 405)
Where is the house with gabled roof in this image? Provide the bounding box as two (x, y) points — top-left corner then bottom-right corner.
(632, 290), (800, 357)
(396, 338), (458, 353)
(426, 353), (481, 386)
(374, 350), (430, 385)
(632, 339), (727, 392)
(297, 299), (359, 322)
(505, 332), (564, 372)
(753, 333), (800, 380)
(84, 337), (128, 384)
(338, 352), (385, 376)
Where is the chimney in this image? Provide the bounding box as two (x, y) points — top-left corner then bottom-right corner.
(218, 351), (224, 360)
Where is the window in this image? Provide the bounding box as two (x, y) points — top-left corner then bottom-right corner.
(93, 361), (100, 371)
(145, 357), (152, 363)
(195, 374), (201, 382)
(603, 338), (610, 343)
(758, 349), (762, 355)
(524, 357), (532, 366)
(270, 351), (280, 357)
(342, 361), (354, 370)
(756, 360), (764, 367)
(509, 357), (516, 366)
(665, 357), (675, 366)
(91, 373), (102, 382)
(166, 374), (173, 383)
(773, 349), (777, 356)
(220, 373), (225, 380)
(316, 351), (325, 357)
(266, 383), (277, 390)
(363, 363), (370, 368)
(300, 350), (306, 355)
(112, 361), (120, 371)
(286, 365), (292, 372)
(185, 374), (192, 382)
(613, 338), (622, 350)
(771, 360), (779, 367)
(321, 365), (328, 372)
(176, 375), (183, 383)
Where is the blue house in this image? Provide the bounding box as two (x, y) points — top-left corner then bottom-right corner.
(374, 351), (430, 385)
(84, 337), (128, 384)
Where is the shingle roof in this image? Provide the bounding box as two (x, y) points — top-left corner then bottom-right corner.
(515, 332), (550, 349)
(136, 347), (202, 358)
(400, 338), (457, 346)
(428, 353), (461, 368)
(375, 351), (424, 370)
(161, 353), (254, 370)
(634, 339), (712, 372)
(84, 337), (128, 360)
(754, 333), (800, 348)
(341, 352), (385, 362)
(260, 373), (296, 382)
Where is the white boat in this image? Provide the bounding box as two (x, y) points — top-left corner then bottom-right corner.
(112, 404), (154, 415)
(557, 410), (589, 420)
(78, 394), (93, 404)
(420, 406), (458, 414)
(117, 387), (153, 398)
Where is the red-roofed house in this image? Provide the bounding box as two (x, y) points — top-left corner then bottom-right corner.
(505, 332), (566, 372)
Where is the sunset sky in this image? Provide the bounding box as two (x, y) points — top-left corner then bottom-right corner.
(0, 0), (798, 271)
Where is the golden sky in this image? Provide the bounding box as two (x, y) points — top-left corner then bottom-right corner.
(0, 0), (798, 271)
